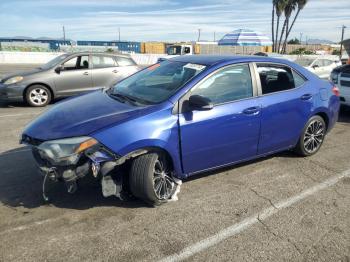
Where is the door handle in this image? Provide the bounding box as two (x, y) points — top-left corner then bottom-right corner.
(83, 72), (89, 75)
(300, 94), (312, 100)
(243, 107), (260, 115)
(112, 70), (118, 73)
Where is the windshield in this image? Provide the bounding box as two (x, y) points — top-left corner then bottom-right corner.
(295, 58), (314, 67)
(40, 54), (70, 70)
(110, 60), (206, 104)
(167, 46), (182, 55)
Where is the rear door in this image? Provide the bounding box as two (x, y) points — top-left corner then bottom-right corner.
(255, 63), (310, 154)
(113, 56), (140, 83)
(54, 55), (93, 96)
(91, 55), (120, 88)
(179, 63), (261, 174)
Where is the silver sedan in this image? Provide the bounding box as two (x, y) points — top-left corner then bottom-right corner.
(0, 52), (141, 106)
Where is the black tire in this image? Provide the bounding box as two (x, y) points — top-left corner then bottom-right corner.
(25, 85), (52, 107)
(129, 152), (177, 206)
(294, 115), (326, 156)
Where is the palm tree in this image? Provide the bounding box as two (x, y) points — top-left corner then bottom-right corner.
(281, 1), (296, 53)
(284, 0), (308, 47)
(275, 0), (288, 53)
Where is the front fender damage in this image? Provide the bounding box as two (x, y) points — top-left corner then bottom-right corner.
(38, 147), (182, 203)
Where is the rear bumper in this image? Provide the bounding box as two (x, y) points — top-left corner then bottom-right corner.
(0, 83), (26, 102)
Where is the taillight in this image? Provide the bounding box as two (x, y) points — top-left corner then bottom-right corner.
(332, 85), (340, 96)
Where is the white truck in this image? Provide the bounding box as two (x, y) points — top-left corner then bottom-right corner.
(158, 44), (197, 62)
(166, 44), (194, 56)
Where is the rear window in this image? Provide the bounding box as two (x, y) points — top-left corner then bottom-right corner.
(92, 56), (117, 68)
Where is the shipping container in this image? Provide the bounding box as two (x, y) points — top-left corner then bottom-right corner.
(76, 41), (141, 53)
(143, 42), (166, 54)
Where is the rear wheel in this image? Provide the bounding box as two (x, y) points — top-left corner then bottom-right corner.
(129, 152), (178, 206)
(294, 115), (326, 156)
(25, 85), (51, 107)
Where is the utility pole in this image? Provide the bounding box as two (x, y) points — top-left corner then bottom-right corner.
(299, 32), (303, 45)
(62, 26), (66, 44)
(118, 27), (121, 42)
(339, 25), (346, 59)
(213, 31), (216, 42)
(197, 29), (201, 42)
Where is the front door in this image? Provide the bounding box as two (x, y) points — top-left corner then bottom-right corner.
(54, 55), (93, 96)
(179, 64), (261, 174)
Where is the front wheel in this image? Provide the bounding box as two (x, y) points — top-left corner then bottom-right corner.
(129, 152), (179, 206)
(294, 115), (326, 156)
(25, 85), (51, 107)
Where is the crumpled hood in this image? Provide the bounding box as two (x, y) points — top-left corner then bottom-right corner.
(23, 90), (151, 141)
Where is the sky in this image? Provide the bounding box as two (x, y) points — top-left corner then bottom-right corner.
(0, 0), (349, 42)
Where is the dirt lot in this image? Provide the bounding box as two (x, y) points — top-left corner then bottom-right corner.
(0, 65), (350, 262)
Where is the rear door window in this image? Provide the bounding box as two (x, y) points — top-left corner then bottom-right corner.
(92, 56), (117, 69)
(256, 64), (296, 94)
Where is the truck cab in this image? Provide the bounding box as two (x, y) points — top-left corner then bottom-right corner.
(166, 44), (193, 56)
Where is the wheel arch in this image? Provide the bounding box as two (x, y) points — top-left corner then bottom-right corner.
(313, 111), (329, 131)
(23, 83), (55, 101)
(116, 145), (183, 178)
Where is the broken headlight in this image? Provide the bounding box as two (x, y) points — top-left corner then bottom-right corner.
(37, 136), (98, 165)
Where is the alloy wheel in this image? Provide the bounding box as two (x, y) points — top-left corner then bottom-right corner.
(303, 119), (325, 154)
(153, 156), (175, 200)
(29, 88), (49, 106)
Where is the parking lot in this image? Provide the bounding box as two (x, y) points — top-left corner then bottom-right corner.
(0, 65), (350, 262)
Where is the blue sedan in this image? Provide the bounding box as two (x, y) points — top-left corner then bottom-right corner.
(21, 55), (340, 205)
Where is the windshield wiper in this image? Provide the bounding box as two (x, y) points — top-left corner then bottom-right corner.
(109, 92), (139, 106)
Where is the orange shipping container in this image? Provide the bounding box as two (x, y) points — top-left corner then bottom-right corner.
(143, 42), (166, 54)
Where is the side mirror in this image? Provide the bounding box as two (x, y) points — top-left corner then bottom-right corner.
(55, 66), (62, 74)
(188, 95), (213, 111)
(312, 64), (319, 69)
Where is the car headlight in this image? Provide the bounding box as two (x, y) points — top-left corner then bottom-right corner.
(37, 136), (98, 165)
(4, 76), (24, 85)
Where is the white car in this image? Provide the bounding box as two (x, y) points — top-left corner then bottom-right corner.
(330, 65), (350, 107)
(295, 57), (341, 79)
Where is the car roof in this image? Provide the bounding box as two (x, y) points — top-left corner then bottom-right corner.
(169, 55), (293, 67)
(64, 52), (132, 58)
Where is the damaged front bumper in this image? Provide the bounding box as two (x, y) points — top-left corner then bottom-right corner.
(22, 135), (125, 201)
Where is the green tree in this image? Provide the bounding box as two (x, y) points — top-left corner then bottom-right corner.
(288, 37), (300, 44)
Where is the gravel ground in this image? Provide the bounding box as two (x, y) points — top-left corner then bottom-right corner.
(0, 64), (350, 262)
